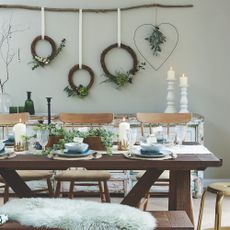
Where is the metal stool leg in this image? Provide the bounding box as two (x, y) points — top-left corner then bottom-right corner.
(214, 192), (224, 230)
(197, 188), (208, 230)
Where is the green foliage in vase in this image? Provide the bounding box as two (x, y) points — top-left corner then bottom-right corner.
(102, 62), (145, 89)
(64, 85), (89, 98)
(30, 38), (66, 70)
(145, 26), (166, 56)
(33, 123), (65, 137)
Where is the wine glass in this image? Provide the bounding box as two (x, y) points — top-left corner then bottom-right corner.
(175, 125), (187, 147)
(36, 129), (49, 152)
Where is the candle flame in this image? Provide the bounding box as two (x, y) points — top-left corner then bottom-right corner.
(19, 118), (22, 123)
(122, 117), (126, 122)
(170, 66), (173, 70)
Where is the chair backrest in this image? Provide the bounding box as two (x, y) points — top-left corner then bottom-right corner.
(59, 113), (114, 127)
(136, 113), (192, 136)
(0, 113), (29, 139)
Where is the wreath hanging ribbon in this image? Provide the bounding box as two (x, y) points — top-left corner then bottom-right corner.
(64, 9), (95, 98)
(30, 7), (66, 70)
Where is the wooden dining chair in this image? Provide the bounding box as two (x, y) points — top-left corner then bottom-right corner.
(136, 112), (192, 210)
(54, 113), (113, 202)
(0, 113), (54, 203)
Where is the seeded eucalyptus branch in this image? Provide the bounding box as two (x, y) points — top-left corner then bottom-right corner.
(30, 38), (66, 70)
(145, 26), (166, 56)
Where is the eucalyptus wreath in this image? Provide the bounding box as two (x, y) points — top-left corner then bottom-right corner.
(145, 26), (166, 56)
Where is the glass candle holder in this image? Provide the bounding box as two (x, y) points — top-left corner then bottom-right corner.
(9, 106), (18, 114)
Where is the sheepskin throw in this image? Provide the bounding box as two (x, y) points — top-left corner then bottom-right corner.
(0, 198), (156, 230)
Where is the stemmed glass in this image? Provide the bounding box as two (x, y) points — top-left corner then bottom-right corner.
(175, 125), (187, 147)
(36, 129), (49, 152)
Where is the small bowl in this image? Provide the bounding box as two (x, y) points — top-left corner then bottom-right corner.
(64, 142), (88, 153)
(140, 142), (163, 153)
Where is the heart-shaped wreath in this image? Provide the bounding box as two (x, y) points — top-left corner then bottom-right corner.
(64, 64), (95, 98)
(133, 23), (179, 71)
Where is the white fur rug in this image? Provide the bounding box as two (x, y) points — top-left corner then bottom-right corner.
(0, 198), (156, 230)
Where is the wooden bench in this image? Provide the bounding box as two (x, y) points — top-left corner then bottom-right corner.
(0, 211), (193, 230)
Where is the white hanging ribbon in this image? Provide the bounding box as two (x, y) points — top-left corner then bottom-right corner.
(41, 7), (45, 39)
(117, 8), (121, 47)
(79, 9), (83, 69)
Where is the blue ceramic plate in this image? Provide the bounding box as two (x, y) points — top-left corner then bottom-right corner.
(53, 149), (96, 158)
(132, 149), (171, 158)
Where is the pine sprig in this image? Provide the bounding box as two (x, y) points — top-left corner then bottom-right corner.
(145, 26), (166, 56)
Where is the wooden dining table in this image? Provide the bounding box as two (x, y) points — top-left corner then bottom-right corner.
(0, 149), (222, 224)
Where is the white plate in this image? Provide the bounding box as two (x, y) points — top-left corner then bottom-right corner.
(53, 149), (95, 158)
(0, 149), (14, 157)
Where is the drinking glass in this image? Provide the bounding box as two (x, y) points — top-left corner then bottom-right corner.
(175, 125), (187, 147)
(36, 129), (49, 152)
(127, 128), (137, 151)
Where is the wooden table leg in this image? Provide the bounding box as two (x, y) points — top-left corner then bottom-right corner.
(169, 170), (194, 224)
(0, 169), (34, 198)
(121, 169), (163, 207)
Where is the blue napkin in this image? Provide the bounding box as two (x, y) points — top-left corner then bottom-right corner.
(64, 148), (89, 154)
(3, 139), (14, 146)
(140, 149), (162, 155)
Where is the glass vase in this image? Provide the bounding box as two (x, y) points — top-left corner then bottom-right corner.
(0, 92), (12, 113)
(24, 91), (35, 115)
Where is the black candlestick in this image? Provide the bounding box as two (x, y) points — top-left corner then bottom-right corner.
(46, 97), (52, 124)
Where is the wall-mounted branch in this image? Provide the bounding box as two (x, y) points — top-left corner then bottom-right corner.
(0, 3), (193, 13)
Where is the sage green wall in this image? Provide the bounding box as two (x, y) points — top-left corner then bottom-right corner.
(0, 0), (229, 179)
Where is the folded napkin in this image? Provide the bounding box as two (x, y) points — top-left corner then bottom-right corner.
(140, 149), (162, 155)
(3, 139), (14, 146)
(64, 148), (89, 154)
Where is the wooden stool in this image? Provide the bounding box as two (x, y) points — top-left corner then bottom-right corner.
(54, 169), (111, 202)
(197, 182), (230, 230)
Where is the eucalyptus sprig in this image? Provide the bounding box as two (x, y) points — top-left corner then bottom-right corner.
(64, 85), (89, 98)
(102, 62), (145, 89)
(30, 38), (66, 70)
(145, 26), (166, 56)
(33, 123), (65, 137)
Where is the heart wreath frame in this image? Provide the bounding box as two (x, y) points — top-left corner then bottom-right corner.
(100, 43), (139, 89)
(64, 64), (95, 98)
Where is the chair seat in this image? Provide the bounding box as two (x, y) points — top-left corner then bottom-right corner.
(55, 170), (111, 181)
(207, 182), (230, 195)
(0, 170), (53, 183)
(136, 170), (169, 180)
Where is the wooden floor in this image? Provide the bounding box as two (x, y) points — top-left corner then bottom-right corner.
(0, 193), (229, 229)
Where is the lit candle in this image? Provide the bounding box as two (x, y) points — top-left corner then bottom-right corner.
(41, 7), (45, 39)
(79, 9), (83, 69)
(180, 74), (188, 87)
(13, 119), (26, 148)
(117, 8), (121, 47)
(118, 117), (130, 141)
(167, 67), (175, 80)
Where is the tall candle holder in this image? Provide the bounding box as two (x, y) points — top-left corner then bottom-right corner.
(165, 78), (177, 113)
(46, 97), (52, 124)
(179, 84), (189, 113)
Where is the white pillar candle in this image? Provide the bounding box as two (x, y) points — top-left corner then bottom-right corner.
(13, 119), (26, 145)
(117, 8), (121, 47)
(79, 9), (83, 69)
(41, 7), (45, 39)
(180, 74), (188, 87)
(118, 117), (130, 141)
(167, 67), (175, 80)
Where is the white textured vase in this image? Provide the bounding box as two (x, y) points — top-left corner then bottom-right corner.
(0, 92), (12, 113)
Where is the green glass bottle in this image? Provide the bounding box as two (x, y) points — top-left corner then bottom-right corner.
(24, 91), (35, 115)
